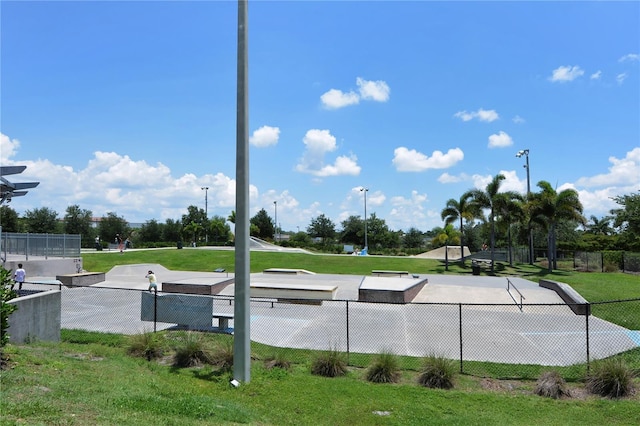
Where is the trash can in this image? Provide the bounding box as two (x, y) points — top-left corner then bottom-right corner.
(472, 265), (480, 275)
(177, 241), (183, 249)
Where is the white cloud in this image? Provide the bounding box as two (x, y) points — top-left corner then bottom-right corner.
(320, 89), (360, 109)
(454, 108), (499, 122)
(512, 115), (525, 124)
(469, 170), (524, 194)
(618, 53), (640, 63)
(392, 147), (464, 172)
(250, 125), (280, 147)
(549, 65), (585, 82)
(575, 147), (640, 188)
(590, 70), (602, 80)
(616, 72), (628, 85)
(0, 133), (21, 162)
(356, 77), (390, 102)
(320, 77), (390, 109)
(437, 172), (469, 184)
(295, 129), (361, 177)
(388, 190), (428, 230)
(487, 131), (513, 148)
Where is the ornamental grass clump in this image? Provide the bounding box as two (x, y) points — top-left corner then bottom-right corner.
(310, 347), (348, 378)
(210, 339), (234, 372)
(172, 332), (215, 368)
(417, 354), (456, 389)
(126, 331), (165, 361)
(535, 370), (571, 399)
(365, 350), (401, 384)
(264, 352), (291, 371)
(586, 358), (635, 398)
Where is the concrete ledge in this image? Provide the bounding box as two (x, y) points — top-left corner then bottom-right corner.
(163, 278), (234, 295)
(56, 272), (105, 287)
(359, 277), (429, 303)
(539, 279), (591, 315)
(250, 282), (337, 302)
(372, 270), (409, 277)
(8, 290), (61, 343)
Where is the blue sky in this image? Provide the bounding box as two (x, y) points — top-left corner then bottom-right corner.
(1, 0), (639, 234)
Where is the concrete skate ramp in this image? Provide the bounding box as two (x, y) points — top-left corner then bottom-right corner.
(414, 246), (471, 260)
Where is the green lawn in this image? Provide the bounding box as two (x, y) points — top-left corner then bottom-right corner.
(2, 249), (639, 425)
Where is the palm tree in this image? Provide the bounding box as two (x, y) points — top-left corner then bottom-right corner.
(585, 215), (614, 235)
(494, 191), (525, 267)
(441, 193), (476, 266)
(465, 174), (506, 272)
(530, 181), (585, 271)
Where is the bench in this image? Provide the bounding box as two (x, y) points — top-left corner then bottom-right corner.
(56, 272), (105, 287)
(371, 270), (410, 277)
(250, 282), (337, 305)
(140, 292), (233, 332)
(539, 279), (591, 315)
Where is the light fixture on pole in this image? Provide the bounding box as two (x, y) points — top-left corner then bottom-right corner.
(273, 201), (278, 242)
(360, 187), (368, 251)
(515, 149), (533, 265)
(201, 186), (209, 243)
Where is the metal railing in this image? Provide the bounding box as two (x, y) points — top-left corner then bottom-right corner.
(506, 277), (526, 311)
(1, 232), (81, 261)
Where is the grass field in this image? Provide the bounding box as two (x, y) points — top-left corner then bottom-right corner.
(2, 249), (639, 425)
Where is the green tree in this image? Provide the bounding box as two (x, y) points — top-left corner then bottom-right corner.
(64, 205), (95, 247)
(494, 192), (525, 266)
(162, 218), (182, 244)
(366, 213), (397, 250)
(183, 221), (203, 245)
(307, 214), (336, 244)
(1, 266), (18, 349)
(530, 181), (585, 271)
(402, 227), (425, 249)
(465, 174), (506, 271)
(0, 206), (20, 232)
(139, 219), (163, 244)
(610, 192), (640, 251)
(23, 207), (59, 234)
(208, 215), (231, 244)
(181, 205), (208, 242)
(250, 208), (274, 240)
(98, 212), (130, 245)
(340, 215), (364, 247)
(441, 193), (476, 266)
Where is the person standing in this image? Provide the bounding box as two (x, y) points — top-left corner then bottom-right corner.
(116, 234), (124, 253)
(146, 270), (158, 292)
(13, 263), (26, 290)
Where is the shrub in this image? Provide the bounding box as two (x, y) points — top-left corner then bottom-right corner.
(127, 331), (165, 361)
(365, 350), (401, 383)
(417, 354), (456, 389)
(586, 358), (635, 398)
(172, 332), (215, 368)
(210, 339), (234, 372)
(264, 352), (291, 371)
(310, 347), (348, 377)
(1, 267), (18, 349)
(535, 370), (571, 399)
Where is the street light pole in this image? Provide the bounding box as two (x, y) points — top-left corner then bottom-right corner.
(273, 201), (277, 242)
(360, 187), (368, 251)
(516, 149), (533, 265)
(201, 186), (209, 243)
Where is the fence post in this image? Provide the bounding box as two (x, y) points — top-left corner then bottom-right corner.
(459, 303), (463, 374)
(601, 252), (604, 273)
(585, 304), (590, 374)
(346, 300), (350, 364)
(153, 291), (158, 333)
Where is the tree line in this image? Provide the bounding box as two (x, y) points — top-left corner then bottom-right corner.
(0, 181), (637, 262)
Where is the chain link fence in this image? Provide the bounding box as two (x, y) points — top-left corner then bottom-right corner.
(1, 232), (81, 261)
(25, 283), (638, 379)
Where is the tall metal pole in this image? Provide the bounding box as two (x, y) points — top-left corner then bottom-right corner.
(360, 187), (368, 250)
(201, 186), (209, 243)
(233, 0), (250, 384)
(273, 201), (277, 242)
(517, 149), (533, 265)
